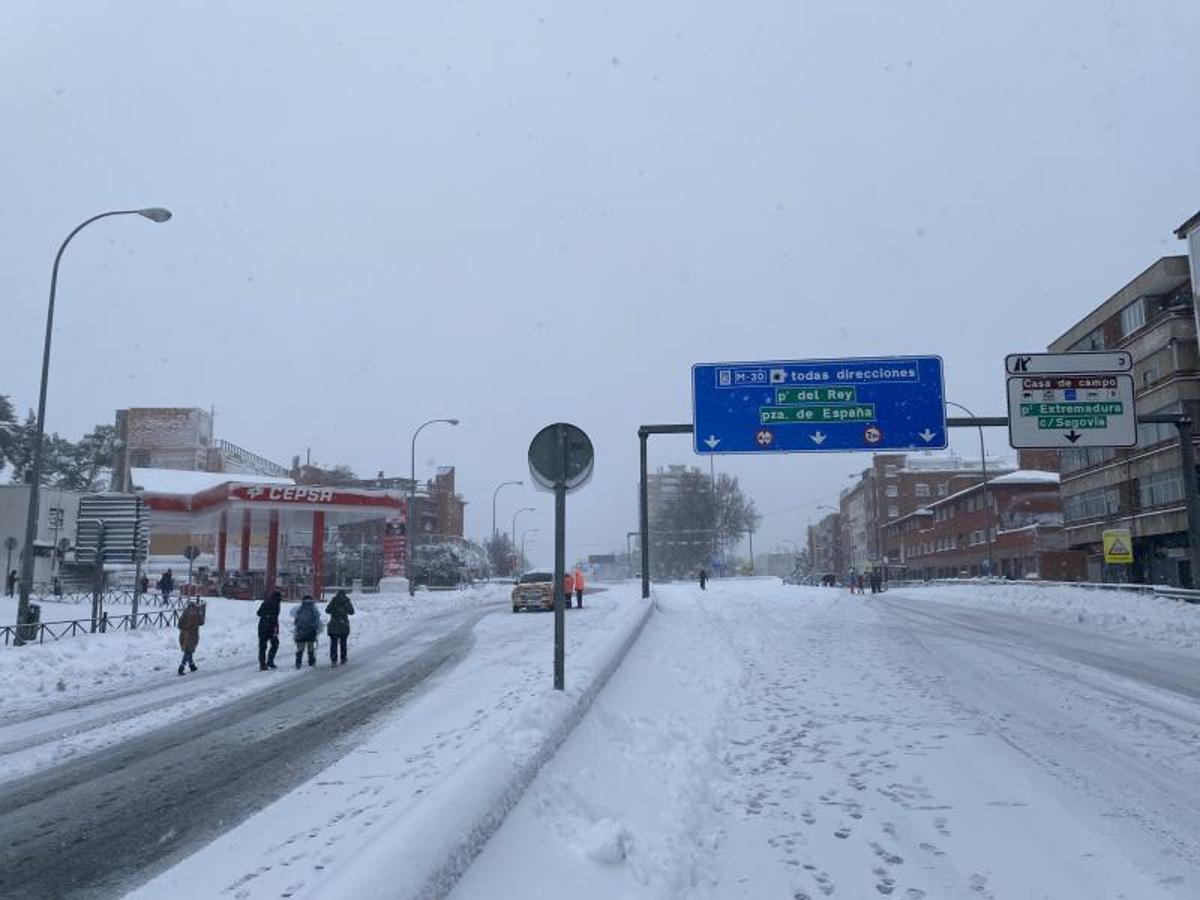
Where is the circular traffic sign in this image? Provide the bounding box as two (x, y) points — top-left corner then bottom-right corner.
(528, 423), (595, 493)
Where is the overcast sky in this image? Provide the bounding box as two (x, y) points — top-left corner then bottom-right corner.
(4, 1), (1199, 567)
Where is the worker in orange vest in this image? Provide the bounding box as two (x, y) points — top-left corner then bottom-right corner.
(563, 570), (574, 607)
(573, 567), (586, 608)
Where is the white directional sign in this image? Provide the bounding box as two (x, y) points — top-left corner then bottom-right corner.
(1005, 352), (1137, 448)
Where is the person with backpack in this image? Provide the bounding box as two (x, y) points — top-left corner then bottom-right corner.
(325, 589), (355, 666)
(257, 589), (282, 671)
(177, 599), (203, 676)
(292, 595), (322, 669)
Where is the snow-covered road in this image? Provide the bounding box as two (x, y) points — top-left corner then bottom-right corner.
(453, 580), (1200, 900)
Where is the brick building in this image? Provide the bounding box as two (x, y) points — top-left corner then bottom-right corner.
(839, 453), (1016, 575)
(886, 471), (1085, 581)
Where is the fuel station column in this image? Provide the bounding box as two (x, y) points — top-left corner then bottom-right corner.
(265, 510), (280, 595)
(311, 510), (325, 599)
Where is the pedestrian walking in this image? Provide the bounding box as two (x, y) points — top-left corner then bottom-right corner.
(325, 589), (355, 666)
(292, 595), (321, 669)
(257, 589), (282, 670)
(573, 567), (586, 608)
(158, 569), (175, 606)
(177, 599), (203, 675)
(856, 573), (866, 594)
(5, 568), (16, 597)
(563, 570), (575, 607)
(699, 567), (708, 590)
(140, 574), (150, 595)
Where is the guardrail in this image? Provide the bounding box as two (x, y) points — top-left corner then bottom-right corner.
(1, 606), (184, 647)
(886, 577), (1200, 604)
(26, 587), (193, 606)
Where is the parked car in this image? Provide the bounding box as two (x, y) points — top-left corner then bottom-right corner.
(511, 570), (556, 612)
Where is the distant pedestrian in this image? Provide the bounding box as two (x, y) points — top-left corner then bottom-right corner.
(563, 571), (575, 607)
(5, 569), (16, 597)
(573, 567), (586, 608)
(177, 599), (203, 675)
(699, 568), (708, 590)
(869, 571), (882, 594)
(325, 590), (355, 666)
(140, 574), (150, 595)
(158, 569), (175, 606)
(856, 573), (866, 594)
(292, 595), (321, 669)
(257, 589), (282, 671)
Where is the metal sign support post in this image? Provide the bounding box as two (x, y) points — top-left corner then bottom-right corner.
(553, 431), (567, 691)
(131, 556), (142, 629)
(637, 424), (695, 599)
(89, 521), (105, 633)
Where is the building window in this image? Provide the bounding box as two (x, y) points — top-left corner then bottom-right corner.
(1138, 403), (1181, 448)
(887, 503), (899, 518)
(1120, 298), (1146, 336)
(1061, 446), (1117, 474)
(1063, 487), (1121, 523)
(936, 483), (948, 497)
(1071, 327), (1106, 351)
(1138, 468), (1184, 509)
(915, 483), (930, 498)
(886, 484), (899, 498)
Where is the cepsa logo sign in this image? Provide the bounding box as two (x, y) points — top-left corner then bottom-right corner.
(236, 485), (336, 503)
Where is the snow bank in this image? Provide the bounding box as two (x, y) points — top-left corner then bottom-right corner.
(888, 582), (1200, 649)
(318, 594), (654, 900)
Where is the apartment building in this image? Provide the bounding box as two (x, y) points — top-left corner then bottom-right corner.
(1048, 255), (1198, 585)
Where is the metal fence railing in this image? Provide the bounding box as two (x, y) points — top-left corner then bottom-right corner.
(1, 606), (184, 647)
(886, 577), (1200, 604)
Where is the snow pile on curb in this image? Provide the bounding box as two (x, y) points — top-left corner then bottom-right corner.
(889, 583), (1200, 649)
(318, 597), (654, 900)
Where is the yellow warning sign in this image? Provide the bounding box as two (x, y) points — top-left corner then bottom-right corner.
(1103, 528), (1134, 564)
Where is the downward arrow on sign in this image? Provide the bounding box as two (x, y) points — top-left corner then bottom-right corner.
(811, 432), (826, 445)
(704, 435), (721, 450)
(918, 428), (936, 442)
(1064, 430), (1082, 444)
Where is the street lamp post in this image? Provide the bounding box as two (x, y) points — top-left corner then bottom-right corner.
(15, 208), (171, 641)
(407, 418), (458, 596)
(946, 400), (996, 577)
(520, 527), (539, 568)
(510, 507), (534, 576)
(491, 479), (523, 572)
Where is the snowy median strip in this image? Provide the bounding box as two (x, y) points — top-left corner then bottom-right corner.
(317, 591), (654, 900)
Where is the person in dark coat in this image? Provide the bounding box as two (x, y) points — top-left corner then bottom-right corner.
(292, 596), (321, 669)
(5, 569), (16, 597)
(699, 568), (708, 590)
(257, 590), (282, 671)
(158, 569), (175, 606)
(177, 600), (203, 675)
(139, 574), (150, 595)
(325, 590), (355, 666)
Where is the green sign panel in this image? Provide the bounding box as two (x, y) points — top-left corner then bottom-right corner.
(1019, 402), (1123, 417)
(761, 405), (876, 424)
(774, 386), (858, 405)
(1037, 415), (1108, 430)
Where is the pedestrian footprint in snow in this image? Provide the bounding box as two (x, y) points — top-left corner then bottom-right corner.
(292, 595), (322, 669)
(325, 589), (355, 667)
(177, 599), (204, 676)
(257, 589), (282, 670)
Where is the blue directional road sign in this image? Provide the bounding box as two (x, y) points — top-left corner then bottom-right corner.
(692, 356), (947, 454)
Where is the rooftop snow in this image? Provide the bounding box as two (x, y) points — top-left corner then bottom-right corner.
(130, 467), (294, 494)
(991, 469), (1060, 485)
